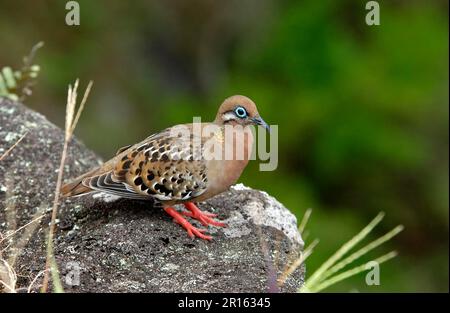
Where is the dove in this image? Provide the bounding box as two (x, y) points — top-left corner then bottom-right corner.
(61, 95), (270, 240)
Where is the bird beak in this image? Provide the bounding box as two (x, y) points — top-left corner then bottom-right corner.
(251, 116), (271, 133)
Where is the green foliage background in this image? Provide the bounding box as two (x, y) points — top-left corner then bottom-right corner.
(0, 0), (448, 291)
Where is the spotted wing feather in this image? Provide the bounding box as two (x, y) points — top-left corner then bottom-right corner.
(82, 172), (148, 200)
(84, 126), (209, 202)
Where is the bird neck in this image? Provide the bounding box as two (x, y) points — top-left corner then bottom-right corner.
(221, 124), (254, 162)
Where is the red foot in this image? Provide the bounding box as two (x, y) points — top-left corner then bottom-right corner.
(182, 202), (227, 228)
(164, 207), (212, 240)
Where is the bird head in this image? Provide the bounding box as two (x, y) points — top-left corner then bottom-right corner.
(215, 95), (270, 132)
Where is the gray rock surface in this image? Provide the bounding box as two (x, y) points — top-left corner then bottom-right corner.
(0, 97), (304, 292)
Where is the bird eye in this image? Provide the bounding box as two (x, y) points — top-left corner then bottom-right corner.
(234, 106), (247, 118)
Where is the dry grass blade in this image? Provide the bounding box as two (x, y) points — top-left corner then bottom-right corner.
(0, 213), (45, 246)
(23, 41), (44, 68)
(272, 231), (284, 274)
(41, 79), (92, 293)
(65, 80), (77, 138)
(256, 226), (279, 292)
(279, 208), (314, 282)
(70, 80), (93, 135)
(7, 206), (46, 267)
(0, 177), (44, 293)
(278, 238), (319, 287)
(27, 269), (47, 293)
(0, 131), (28, 162)
(3, 175), (17, 253)
(0, 259), (17, 293)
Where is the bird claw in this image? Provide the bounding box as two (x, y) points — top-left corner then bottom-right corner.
(183, 202), (227, 228)
(187, 226), (212, 241)
(197, 214), (227, 227)
(165, 207), (213, 241)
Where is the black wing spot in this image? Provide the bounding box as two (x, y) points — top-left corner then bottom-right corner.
(122, 160), (132, 169)
(134, 177), (143, 186)
(154, 183), (173, 196)
(137, 145), (148, 151)
(181, 191), (192, 198)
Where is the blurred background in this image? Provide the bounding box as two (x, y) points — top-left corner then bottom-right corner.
(0, 0), (448, 292)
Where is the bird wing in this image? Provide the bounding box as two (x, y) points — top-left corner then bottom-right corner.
(115, 144), (132, 155)
(83, 125), (209, 202)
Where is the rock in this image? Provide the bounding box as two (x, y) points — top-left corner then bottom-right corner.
(0, 97), (304, 292)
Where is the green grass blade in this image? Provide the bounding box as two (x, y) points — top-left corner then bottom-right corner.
(303, 212), (385, 289)
(298, 208), (312, 235)
(305, 251), (398, 293)
(50, 255), (64, 293)
(321, 225), (404, 281)
(2, 67), (17, 89)
(0, 74), (8, 95)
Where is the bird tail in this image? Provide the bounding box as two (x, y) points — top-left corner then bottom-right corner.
(60, 179), (92, 197)
(60, 166), (103, 197)
(61, 151), (126, 197)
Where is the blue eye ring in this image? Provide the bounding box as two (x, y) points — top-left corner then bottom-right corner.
(234, 106), (248, 118)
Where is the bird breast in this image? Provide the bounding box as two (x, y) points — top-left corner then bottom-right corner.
(204, 126), (254, 198)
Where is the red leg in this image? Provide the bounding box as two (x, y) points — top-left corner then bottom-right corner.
(181, 211), (217, 218)
(182, 202), (227, 227)
(164, 207), (212, 240)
